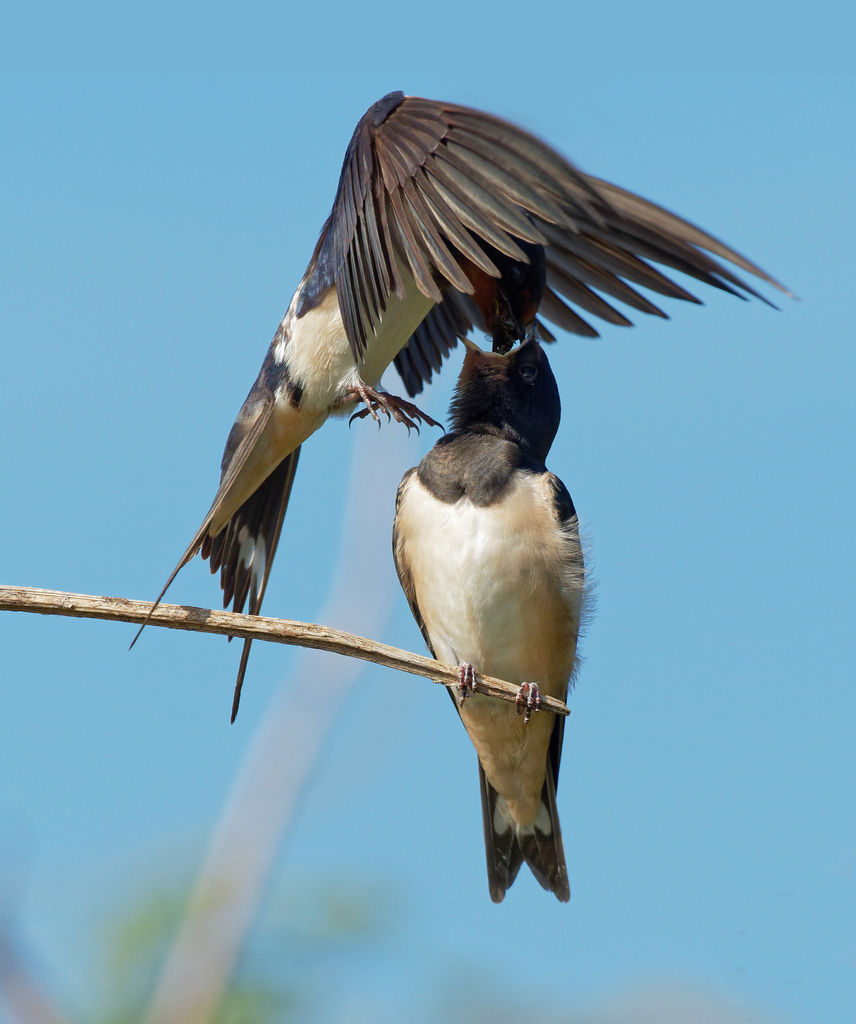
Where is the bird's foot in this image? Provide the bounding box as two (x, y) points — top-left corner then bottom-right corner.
(515, 682), (541, 724)
(346, 383), (441, 434)
(457, 662), (477, 707)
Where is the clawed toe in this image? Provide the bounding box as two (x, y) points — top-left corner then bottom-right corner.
(457, 662), (477, 706)
(346, 383), (442, 434)
(348, 400), (388, 428)
(515, 682), (541, 724)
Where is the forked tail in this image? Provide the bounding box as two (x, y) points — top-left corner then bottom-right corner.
(131, 448), (301, 722)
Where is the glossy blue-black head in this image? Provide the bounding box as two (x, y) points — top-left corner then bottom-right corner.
(449, 337), (561, 462)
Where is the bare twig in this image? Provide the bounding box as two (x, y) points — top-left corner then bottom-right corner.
(0, 585), (569, 717)
(142, 428), (411, 1022)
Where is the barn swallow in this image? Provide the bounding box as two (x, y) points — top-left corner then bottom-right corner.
(393, 338), (583, 901)
(133, 91), (788, 719)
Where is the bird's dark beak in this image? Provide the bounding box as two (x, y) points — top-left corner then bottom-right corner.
(522, 321), (540, 344)
(490, 239), (547, 354)
(491, 293), (540, 353)
(491, 317), (530, 353)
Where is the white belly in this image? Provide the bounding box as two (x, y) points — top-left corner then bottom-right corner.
(397, 470), (585, 823)
(278, 267), (434, 416)
(400, 472), (583, 688)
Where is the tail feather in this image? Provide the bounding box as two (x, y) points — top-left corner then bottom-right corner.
(479, 755), (569, 903)
(128, 518), (212, 650)
(201, 448), (302, 722)
(479, 763), (525, 902)
(129, 382), (279, 651)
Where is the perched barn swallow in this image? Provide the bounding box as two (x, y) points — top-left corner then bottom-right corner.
(134, 90), (787, 718)
(393, 338), (583, 901)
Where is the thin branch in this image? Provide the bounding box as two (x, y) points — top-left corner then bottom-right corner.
(143, 429), (411, 1023)
(0, 585), (569, 717)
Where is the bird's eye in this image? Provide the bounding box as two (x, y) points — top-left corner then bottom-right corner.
(507, 265), (525, 286)
(519, 362), (538, 383)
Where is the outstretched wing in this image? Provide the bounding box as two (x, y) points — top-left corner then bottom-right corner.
(292, 92), (787, 397)
(295, 91), (608, 363)
(393, 170), (792, 396)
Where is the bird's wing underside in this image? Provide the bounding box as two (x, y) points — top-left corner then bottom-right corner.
(394, 170), (791, 396)
(293, 91), (788, 397)
(296, 91), (614, 362)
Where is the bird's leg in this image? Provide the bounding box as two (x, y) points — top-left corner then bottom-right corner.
(344, 381), (442, 433)
(457, 662), (477, 706)
(515, 682), (541, 724)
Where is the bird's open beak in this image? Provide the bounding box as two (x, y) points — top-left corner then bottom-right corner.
(491, 308), (538, 354)
(523, 321), (540, 344)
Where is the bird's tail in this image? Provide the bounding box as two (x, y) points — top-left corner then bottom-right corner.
(201, 447), (302, 722)
(478, 755), (569, 903)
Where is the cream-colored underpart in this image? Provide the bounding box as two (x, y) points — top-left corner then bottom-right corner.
(396, 471), (584, 826)
(208, 265), (433, 535)
(277, 267), (434, 416)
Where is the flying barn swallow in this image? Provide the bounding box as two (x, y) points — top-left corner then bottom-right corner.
(393, 338), (582, 901)
(133, 91), (788, 718)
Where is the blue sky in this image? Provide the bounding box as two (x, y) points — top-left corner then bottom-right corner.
(1, 58), (853, 1024)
